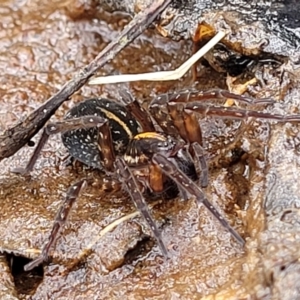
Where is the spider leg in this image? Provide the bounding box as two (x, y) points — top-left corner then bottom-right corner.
(152, 153), (245, 246)
(184, 102), (300, 122)
(24, 179), (87, 271)
(149, 93), (181, 136)
(95, 117), (115, 172)
(114, 157), (168, 257)
(13, 116), (108, 175)
(168, 89), (275, 105)
(191, 142), (208, 188)
(164, 99), (209, 188)
(168, 101), (203, 145)
(119, 89), (155, 132)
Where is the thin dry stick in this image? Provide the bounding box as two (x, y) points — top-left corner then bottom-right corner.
(89, 31), (226, 85)
(0, 0), (173, 161)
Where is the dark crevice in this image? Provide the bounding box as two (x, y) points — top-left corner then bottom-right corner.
(5, 254), (44, 295)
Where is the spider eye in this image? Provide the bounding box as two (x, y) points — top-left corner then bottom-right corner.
(153, 136), (182, 158)
(157, 141), (169, 148)
(157, 141), (170, 150)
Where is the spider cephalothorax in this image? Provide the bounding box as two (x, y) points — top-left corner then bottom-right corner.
(15, 88), (300, 272)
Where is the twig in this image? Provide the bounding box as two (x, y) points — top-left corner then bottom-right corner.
(0, 0), (173, 161)
(89, 31), (226, 85)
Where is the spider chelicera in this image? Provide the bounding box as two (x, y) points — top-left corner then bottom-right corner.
(14, 88), (300, 271)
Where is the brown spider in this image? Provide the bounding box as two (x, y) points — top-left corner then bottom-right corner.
(14, 88), (300, 271)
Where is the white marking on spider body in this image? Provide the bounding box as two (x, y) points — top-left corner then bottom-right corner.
(118, 110), (127, 117)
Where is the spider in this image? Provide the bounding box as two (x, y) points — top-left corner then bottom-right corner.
(14, 88), (300, 271)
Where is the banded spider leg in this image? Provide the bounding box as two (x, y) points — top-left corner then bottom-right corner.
(152, 153), (245, 246)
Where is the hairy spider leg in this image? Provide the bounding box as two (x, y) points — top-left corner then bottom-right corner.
(191, 142), (208, 188)
(119, 89), (155, 132)
(12, 116), (108, 175)
(184, 102), (300, 122)
(115, 157), (168, 257)
(24, 180), (87, 271)
(166, 89), (275, 105)
(168, 102), (209, 188)
(152, 153), (245, 246)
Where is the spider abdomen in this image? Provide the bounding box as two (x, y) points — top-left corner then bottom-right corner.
(62, 98), (142, 169)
